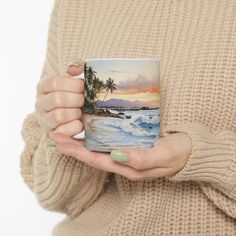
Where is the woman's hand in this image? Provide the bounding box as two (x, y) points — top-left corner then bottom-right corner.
(35, 60), (85, 136)
(48, 131), (192, 181)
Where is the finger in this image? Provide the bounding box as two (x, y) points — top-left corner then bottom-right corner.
(67, 60), (85, 77)
(55, 143), (164, 180)
(56, 142), (112, 171)
(54, 119), (84, 136)
(48, 130), (85, 145)
(43, 108), (82, 130)
(53, 139), (175, 180)
(36, 91), (84, 112)
(37, 76), (84, 94)
(112, 146), (168, 170)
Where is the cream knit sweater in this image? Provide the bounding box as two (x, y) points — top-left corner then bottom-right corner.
(20, 0), (236, 235)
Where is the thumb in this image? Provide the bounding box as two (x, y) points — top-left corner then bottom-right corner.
(67, 59), (85, 77)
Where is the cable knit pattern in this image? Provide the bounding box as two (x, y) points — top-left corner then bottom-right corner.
(20, 0), (236, 235)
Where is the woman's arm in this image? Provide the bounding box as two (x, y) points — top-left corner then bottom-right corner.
(164, 123), (236, 219)
(51, 119), (236, 219)
(20, 0), (108, 217)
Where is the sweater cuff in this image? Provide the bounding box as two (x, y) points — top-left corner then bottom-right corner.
(163, 123), (236, 188)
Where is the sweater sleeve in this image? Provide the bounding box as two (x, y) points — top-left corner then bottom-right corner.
(163, 123), (236, 219)
(19, 0), (109, 217)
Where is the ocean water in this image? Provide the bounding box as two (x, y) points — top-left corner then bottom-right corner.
(85, 109), (160, 152)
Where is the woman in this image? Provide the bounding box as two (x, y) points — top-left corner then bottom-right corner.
(20, 0), (236, 235)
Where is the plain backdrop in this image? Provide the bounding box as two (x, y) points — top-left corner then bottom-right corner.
(0, 0), (65, 235)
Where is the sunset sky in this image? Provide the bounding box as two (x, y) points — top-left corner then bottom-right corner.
(86, 59), (160, 106)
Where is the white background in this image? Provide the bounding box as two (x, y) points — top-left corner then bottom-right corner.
(0, 1), (64, 235)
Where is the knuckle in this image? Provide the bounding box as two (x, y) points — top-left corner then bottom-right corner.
(51, 77), (59, 90)
(52, 109), (65, 125)
(52, 92), (64, 107)
(132, 156), (146, 170)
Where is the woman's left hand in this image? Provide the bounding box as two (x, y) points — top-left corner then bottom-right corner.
(48, 131), (192, 181)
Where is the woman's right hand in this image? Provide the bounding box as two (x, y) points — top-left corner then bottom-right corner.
(35, 61), (85, 136)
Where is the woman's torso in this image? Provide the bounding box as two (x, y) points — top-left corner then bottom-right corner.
(53, 0), (236, 235)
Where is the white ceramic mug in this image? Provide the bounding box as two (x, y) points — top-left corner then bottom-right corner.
(74, 58), (160, 153)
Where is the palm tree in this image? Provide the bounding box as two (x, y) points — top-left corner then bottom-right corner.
(85, 65), (97, 84)
(91, 77), (104, 101)
(101, 78), (117, 106)
(84, 65), (105, 114)
(84, 65), (97, 100)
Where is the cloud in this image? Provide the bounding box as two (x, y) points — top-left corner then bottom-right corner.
(108, 70), (134, 74)
(109, 70), (127, 73)
(116, 74), (160, 94)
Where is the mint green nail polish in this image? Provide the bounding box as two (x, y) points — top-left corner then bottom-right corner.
(68, 60), (82, 67)
(45, 137), (56, 147)
(48, 143), (56, 147)
(110, 150), (129, 162)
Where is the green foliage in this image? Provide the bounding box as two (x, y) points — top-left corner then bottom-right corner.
(101, 77), (117, 106)
(84, 64), (117, 114)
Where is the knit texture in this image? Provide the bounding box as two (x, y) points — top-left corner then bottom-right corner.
(20, 0), (236, 235)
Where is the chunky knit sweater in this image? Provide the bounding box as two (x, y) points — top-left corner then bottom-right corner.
(20, 0), (236, 235)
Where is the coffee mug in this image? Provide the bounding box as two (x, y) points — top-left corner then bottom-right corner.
(73, 58), (160, 153)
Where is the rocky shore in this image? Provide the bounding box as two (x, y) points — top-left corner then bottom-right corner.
(96, 108), (131, 119)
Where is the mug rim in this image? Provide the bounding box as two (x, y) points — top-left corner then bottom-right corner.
(85, 57), (160, 62)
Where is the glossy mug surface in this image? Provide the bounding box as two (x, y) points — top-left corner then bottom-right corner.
(74, 58), (160, 153)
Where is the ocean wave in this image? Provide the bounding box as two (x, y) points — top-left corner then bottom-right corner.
(133, 115), (159, 125)
(98, 114), (159, 137)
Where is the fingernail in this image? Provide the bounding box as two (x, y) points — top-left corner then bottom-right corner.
(45, 137), (56, 147)
(48, 143), (56, 147)
(110, 150), (129, 162)
(67, 60), (82, 68)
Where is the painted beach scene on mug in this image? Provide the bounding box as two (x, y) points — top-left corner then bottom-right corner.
(84, 58), (160, 152)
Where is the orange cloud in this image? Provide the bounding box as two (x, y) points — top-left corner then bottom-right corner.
(114, 86), (160, 94)
(149, 85), (160, 93)
(116, 74), (160, 94)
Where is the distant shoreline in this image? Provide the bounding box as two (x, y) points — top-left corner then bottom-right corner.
(97, 106), (159, 111)
(85, 107), (159, 119)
